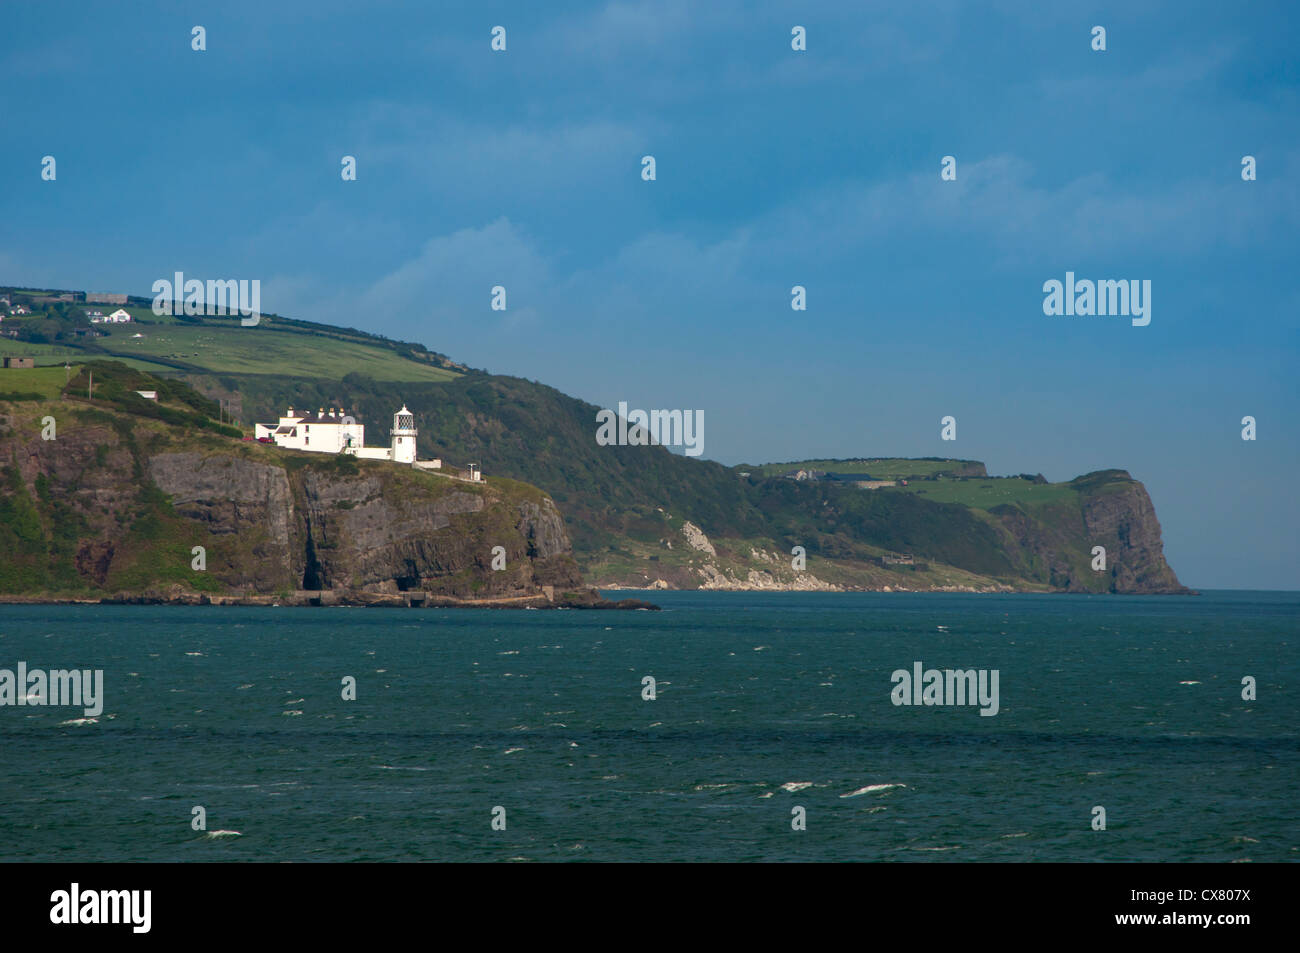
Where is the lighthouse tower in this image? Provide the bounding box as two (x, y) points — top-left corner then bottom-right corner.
(390, 405), (417, 464)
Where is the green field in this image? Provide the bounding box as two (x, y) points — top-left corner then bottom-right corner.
(85, 321), (459, 382)
(0, 338), (183, 373)
(0, 365), (82, 398)
(749, 458), (983, 479)
(0, 338), (85, 362)
(2, 286), (462, 384)
(897, 477), (1078, 510)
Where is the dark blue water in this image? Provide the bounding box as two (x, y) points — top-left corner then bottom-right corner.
(0, 591), (1295, 861)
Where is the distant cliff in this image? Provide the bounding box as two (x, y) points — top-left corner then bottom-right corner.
(578, 466), (1191, 595)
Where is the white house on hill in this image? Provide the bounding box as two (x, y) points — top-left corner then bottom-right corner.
(254, 405), (466, 476)
(89, 308), (132, 324)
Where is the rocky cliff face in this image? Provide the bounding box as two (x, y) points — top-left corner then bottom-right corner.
(1075, 471), (1189, 593)
(987, 470), (1191, 594)
(0, 401), (584, 601)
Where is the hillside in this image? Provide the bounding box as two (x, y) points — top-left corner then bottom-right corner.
(0, 363), (625, 607)
(0, 285), (1192, 594)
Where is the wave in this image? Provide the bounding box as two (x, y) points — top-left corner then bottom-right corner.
(841, 783), (907, 798)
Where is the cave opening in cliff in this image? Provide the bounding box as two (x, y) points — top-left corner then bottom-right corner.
(302, 532), (324, 591)
(394, 560), (421, 591)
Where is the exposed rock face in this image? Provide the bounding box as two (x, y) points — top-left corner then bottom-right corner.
(1077, 473), (1189, 594)
(696, 563), (843, 591)
(0, 404), (584, 600)
(148, 453), (295, 589)
(988, 470), (1191, 594)
(680, 520), (716, 555)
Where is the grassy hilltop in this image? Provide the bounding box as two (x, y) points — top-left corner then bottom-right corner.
(0, 285), (1191, 594)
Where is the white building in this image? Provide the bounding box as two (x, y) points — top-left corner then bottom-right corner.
(107, 309), (132, 323)
(255, 406), (365, 454)
(253, 405), (466, 476)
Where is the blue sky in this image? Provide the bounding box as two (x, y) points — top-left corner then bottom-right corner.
(1, 1), (1296, 589)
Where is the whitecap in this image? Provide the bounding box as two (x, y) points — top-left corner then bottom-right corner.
(58, 717), (98, 727)
(779, 781), (814, 793)
(841, 783), (907, 798)
(204, 830), (241, 839)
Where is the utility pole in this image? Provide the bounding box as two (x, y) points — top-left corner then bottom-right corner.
(87, 370), (93, 400)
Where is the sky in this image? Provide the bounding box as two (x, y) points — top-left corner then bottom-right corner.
(1, 1), (1296, 590)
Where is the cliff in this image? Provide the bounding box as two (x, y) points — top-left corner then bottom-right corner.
(985, 470), (1192, 594)
(0, 395), (615, 607)
(215, 374), (1189, 594)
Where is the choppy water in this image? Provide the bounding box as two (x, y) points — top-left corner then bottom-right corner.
(0, 591), (1295, 861)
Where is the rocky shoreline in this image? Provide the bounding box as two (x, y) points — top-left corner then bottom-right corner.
(0, 586), (660, 610)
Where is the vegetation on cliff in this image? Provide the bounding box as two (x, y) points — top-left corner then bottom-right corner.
(0, 285), (1191, 594)
(0, 365), (587, 603)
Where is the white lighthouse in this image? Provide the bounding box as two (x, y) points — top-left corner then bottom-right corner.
(390, 405), (417, 464)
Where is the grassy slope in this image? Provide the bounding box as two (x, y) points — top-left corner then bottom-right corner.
(0, 365), (81, 398)
(748, 458), (985, 479)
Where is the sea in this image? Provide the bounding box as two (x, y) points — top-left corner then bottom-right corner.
(0, 591), (1295, 862)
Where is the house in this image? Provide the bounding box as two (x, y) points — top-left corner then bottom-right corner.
(86, 310), (105, 322)
(256, 406), (366, 454)
(784, 468), (824, 481)
(3, 357), (35, 369)
(11, 305), (30, 316)
(107, 309), (132, 323)
(135, 390), (158, 400)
